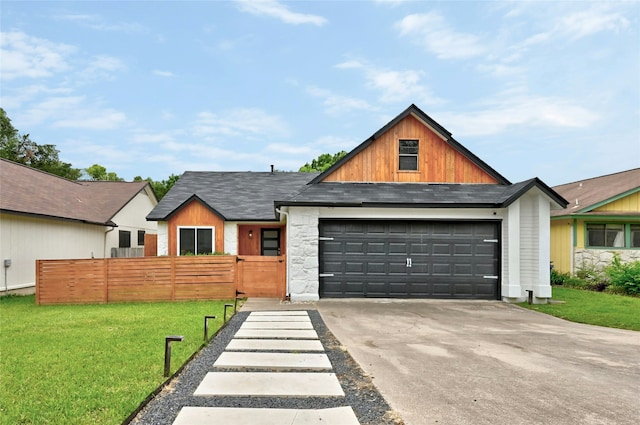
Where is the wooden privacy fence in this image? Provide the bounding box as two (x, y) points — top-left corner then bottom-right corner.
(36, 255), (286, 305)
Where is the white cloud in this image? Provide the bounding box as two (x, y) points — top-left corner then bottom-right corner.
(335, 59), (443, 106)
(395, 13), (486, 60)
(556, 4), (629, 40)
(54, 13), (147, 33)
(0, 31), (75, 80)
(235, 0), (327, 26)
(80, 55), (126, 81)
(265, 143), (315, 155)
(153, 70), (174, 77)
(437, 91), (599, 138)
(306, 86), (372, 114)
(20, 95), (127, 130)
(192, 108), (290, 138)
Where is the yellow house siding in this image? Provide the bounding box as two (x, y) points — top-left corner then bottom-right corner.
(550, 219), (572, 273)
(592, 192), (640, 212)
(575, 218), (586, 249)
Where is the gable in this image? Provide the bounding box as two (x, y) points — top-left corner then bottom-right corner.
(313, 105), (508, 184)
(322, 114), (499, 184)
(592, 190), (640, 213)
(167, 198), (225, 255)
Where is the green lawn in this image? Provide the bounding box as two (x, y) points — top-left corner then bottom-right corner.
(0, 295), (230, 425)
(520, 286), (640, 331)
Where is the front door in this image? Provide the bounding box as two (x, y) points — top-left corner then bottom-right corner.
(261, 229), (281, 256)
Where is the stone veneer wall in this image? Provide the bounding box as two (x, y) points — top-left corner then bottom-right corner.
(574, 249), (640, 271)
(287, 207), (320, 301)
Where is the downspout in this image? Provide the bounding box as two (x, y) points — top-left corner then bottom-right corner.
(275, 208), (290, 299)
(105, 225), (115, 258)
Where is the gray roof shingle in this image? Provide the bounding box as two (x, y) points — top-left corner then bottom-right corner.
(146, 171), (319, 221)
(275, 178), (567, 209)
(551, 168), (640, 217)
(0, 159), (153, 225)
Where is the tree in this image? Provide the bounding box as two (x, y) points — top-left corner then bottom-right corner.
(134, 173), (180, 200)
(1, 108), (82, 179)
(84, 164), (124, 181)
(299, 150), (348, 172)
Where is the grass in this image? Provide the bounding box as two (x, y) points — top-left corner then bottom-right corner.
(520, 286), (640, 331)
(0, 295), (231, 425)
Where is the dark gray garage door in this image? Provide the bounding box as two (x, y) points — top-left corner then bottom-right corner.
(319, 220), (500, 299)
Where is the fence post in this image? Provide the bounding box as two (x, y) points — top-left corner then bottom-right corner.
(103, 258), (109, 303)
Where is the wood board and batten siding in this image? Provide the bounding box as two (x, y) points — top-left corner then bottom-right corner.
(323, 114), (499, 184)
(167, 198), (225, 255)
(36, 255), (285, 305)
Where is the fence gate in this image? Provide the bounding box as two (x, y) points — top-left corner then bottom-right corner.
(236, 255), (286, 299)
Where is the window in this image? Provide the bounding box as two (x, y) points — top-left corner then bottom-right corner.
(178, 227), (214, 255)
(399, 139), (419, 171)
(119, 230), (131, 248)
(587, 223), (627, 248)
(631, 225), (640, 248)
(261, 229), (281, 256)
(138, 230), (145, 246)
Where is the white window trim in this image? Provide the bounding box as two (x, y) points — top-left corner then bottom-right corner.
(177, 226), (216, 255)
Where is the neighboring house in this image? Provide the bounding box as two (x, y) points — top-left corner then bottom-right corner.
(550, 168), (640, 274)
(148, 104), (567, 302)
(0, 159), (158, 293)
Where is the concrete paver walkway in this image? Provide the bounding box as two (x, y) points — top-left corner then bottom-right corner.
(173, 406), (359, 425)
(170, 309), (360, 425)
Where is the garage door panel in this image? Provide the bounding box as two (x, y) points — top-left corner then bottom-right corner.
(432, 244), (452, 255)
(319, 220), (499, 299)
(367, 242), (385, 253)
(454, 244), (473, 256)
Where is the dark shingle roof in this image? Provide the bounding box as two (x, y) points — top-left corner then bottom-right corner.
(0, 159), (153, 225)
(146, 171), (319, 221)
(275, 178), (567, 210)
(551, 168), (640, 217)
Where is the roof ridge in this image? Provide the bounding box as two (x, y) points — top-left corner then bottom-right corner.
(0, 158), (83, 186)
(554, 167), (640, 188)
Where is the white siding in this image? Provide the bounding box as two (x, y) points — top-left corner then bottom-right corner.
(106, 190), (158, 257)
(0, 213), (106, 291)
(502, 189), (553, 302)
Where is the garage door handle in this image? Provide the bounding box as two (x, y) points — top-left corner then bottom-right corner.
(319, 237), (334, 241)
(406, 258), (412, 267)
(319, 273), (334, 277)
(483, 239), (499, 243)
(483, 275), (499, 279)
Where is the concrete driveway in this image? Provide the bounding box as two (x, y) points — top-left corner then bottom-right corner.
(317, 299), (640, 425)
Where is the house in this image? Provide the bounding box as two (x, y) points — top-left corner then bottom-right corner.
(0, 159), (158, 294)
(147, 104), (567, 303)
(550, 168), (640, 274)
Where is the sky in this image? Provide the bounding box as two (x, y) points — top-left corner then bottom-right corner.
(1, 0), (639, 186)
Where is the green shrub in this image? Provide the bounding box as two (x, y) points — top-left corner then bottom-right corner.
(605, 255), (640, 295)
(575, 260), (608, 291)
(550, 268), (571, 285)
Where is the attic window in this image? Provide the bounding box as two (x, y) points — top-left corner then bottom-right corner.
(399, 139), (419, 171)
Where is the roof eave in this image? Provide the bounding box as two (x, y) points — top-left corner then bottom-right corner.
(575, 186), (640, 213)
(502, 178), (569, 209)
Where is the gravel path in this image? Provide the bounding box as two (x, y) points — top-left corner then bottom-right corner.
(129, 310), (404, 425)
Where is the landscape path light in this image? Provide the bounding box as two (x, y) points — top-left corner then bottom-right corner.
(164, 335), (184, 377)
